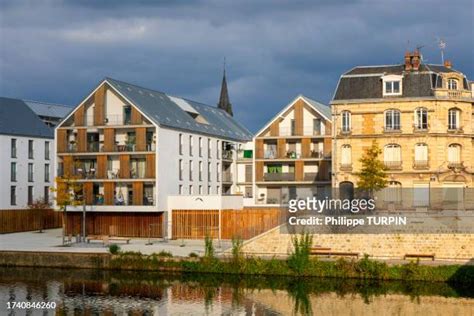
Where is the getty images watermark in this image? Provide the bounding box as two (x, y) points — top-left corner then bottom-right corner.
(287, 197), (407, 227)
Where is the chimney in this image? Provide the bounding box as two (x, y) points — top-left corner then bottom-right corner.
(404, 51), (412, 71)
(444, 60), (452, 69)
(411, 49), (420, 71)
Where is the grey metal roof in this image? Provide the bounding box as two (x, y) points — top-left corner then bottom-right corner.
(0, 97), (54, 138)
(300, 95), (331, 120)
(24, 100), (72, 119)
(333, 63), (470, 101)
(105, 78), (253, 142)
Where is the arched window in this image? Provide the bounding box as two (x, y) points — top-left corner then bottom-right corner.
(448, 108), (460, 130)
(384, 144), (401, 169)
(447, 144), (461, 164)
(447, 78), (458, 90)
(341, 111), (351, 133)
(341, 145), (352, 167)
(384, 109), (401, 131)
(414, 143), (428, 168)
(414, 107), (428, 130)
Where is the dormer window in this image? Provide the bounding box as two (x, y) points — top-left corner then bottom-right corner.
(447, 78), (458, 90)
(382, 75), (403, 96)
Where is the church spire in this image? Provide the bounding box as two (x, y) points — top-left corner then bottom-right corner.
(217, 58), (233, 116)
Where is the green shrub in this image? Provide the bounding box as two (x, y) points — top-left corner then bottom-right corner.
(156, 250), (173, 257)
(231, 236), (244, 263)
(108, 244), (121, 254)
(287, 233), (313, 275)
(189, 252), (199, 258)
(204, 235), (215, 259)
(356, 254), (389, 279)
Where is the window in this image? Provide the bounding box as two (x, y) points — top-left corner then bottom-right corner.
(44, 186), (49, 203)
(448, 108), (460, 130)
(28, 186), (33, 205)
(447, 144), (461, 164)
(384, 144), (401, 169)
(384, 81), (401, 95)
(28, 163), (34, 182)
(10, 186), (16, 205)
(179, 159), (183, 180)
(199, 137), (203, 157)
(290, 119), (296, 136)
(199, 161), (203, 181)
(216, 140), (220, 158)
(216, 163), (220, 181)
(11, 139), (17, 158)
(189, 135), (193, 156)
(179, 185), (183, 195)
(189, 185), (193, 195)
(216, 186), (220, 194)
(189, 160), (193, 181)
(28, 140), (34, 159)
(45, 164), (50, 182)
(208, 185), (211, 195)
(414, 143), (428, 167)
(208, 162), (212, 181)
(123, 105), (132, 124)
(385, 110), (401, 131)
(341, 145), (352, 167)
(45, 141), (50, 160)
(179, 134), (183, 155)
(414, 108), (428, 130)
(11, 162), (16, 182)
(313, 118), (322, 135)
(341, 111), (351, 132)
(208, 139), (212, 158)
(447, 78), (458, 90)
(199, 185), (203, 195)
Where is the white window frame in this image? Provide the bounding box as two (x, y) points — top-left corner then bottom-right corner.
(447, 144), (461, 163)
(384, 109), (401, 131)
(341, 111), (351, 133)
(448, 108), (460, 130)
(382, 75), (403, 96)
(414, 108), (428, 130)
(447, 78), (458, 90)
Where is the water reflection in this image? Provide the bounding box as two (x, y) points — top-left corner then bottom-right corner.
(0, 267), (472, 315)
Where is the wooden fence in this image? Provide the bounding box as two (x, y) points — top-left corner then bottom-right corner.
(172, 207), (283, 240)
(0, 209), (62, 234)
(65, 212), (163, 238)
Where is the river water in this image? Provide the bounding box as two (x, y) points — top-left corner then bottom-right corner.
(0, 267), (472, 315)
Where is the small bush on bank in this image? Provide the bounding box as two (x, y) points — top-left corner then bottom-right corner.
(231, 237), (244, 264)
(204, 235), (215, 260)
(288, 233), (313, 275)
(108, 244), (121, 254)
(156, 250), (173, 257)
(189, 252), (199, 258)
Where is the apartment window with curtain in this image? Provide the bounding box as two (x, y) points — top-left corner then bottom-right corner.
(44, 164), (50, 182)
(313, 118), (322, 135)
(28, 186), (33, 205)
(199, 161), (203, 181)
(179, 134), (183, 155)
(384, 144), (401, 169)
(189, 160), (193, 181)
(11, 139), (17, 158)
(28, 163), (34, 182)
(199, 137), (203, 157)
(448, 108), (460, 130)
(11, 162), (16, 182)
(28, 140), (34, 159)
(384, 109), (401, 131)
(131, 158), (145, 178)
(179, 159), (183, 180)
(45, 141), (50, 160)
(10, 186), (16, 205)
(189, 135), (193, 156)
(414, 143), (428, 168)
(341, 111), (351, 132)
(414, 108), (428, 130)
(341, 145), (352, 167)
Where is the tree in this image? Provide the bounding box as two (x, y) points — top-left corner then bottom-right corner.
(355, 140), (388, 198)
(51, 165), (83, 245)
(27, 198), (51, 233)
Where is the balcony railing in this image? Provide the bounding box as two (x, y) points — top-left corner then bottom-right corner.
(413, 123), (429, 132)
(303, 173), (318, 181)
(263, 173), (295, 181)
(277, 126), (328, 137)
(66, 168), (152, 179)
(90, 195), (155, 206)
(340, 163), (353, 171)
(82, 115), (149, 126)
(447, 161), (464, 169)
(383, 127), (401, 133)
(264, 150), (277, 159)
(61, 143), (155, 153)
(413, 160), (429, 169)
(222, 173), (233, 182)
(384, 161), (403, 170)
(447, 127), (463, 133)
(222, 150), (233, 160)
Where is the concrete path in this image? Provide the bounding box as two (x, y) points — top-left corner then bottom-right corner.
(0, 229), (231, 257)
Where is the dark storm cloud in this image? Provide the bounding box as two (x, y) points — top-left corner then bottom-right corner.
(0, 0), (472, 132)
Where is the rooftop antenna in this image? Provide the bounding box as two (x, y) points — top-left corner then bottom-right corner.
(437, 37), (446, 64)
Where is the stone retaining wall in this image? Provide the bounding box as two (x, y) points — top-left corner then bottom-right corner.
(0, 251), (111, 269)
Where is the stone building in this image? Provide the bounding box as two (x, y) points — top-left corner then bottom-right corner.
(331, 50), (473, 208)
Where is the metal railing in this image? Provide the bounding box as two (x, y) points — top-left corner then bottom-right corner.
(447, 161), (463, 169)
(340, 163), (353, 171)
(222, 173), (233, 182)
(384, 161), (403, 170)
(222, 150), (233, 160)
(277, 126), (329, 136)
(263, 173), (295, 181)
(413, 160), (429, 169)
(82, 115), (149, 126)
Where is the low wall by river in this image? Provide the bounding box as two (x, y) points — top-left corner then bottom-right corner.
(0, 251), (110, 269)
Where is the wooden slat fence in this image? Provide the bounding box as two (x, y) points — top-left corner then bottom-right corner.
(0, 209), (62, 234)
(65, 212), (163, 238)
(172, 207), (283, 240)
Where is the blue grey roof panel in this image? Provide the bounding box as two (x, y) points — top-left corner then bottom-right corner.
(301, 95), (332, 120)
(0, 97), (54, 138)
(106, 78), (253, 141)
(24, 100), (72, 119)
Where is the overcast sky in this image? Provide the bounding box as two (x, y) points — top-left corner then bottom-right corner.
(0, 0), (473, 132)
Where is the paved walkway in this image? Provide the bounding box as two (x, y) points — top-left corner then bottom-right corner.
(0, 229), (231, 256)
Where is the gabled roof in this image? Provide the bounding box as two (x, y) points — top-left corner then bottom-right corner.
(24, 100), (72, 119)
(333, 63), (470, 101)
(0, 97), (54, 138)
(105, 78), (252, 142)
(255, 94), (331, 137)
